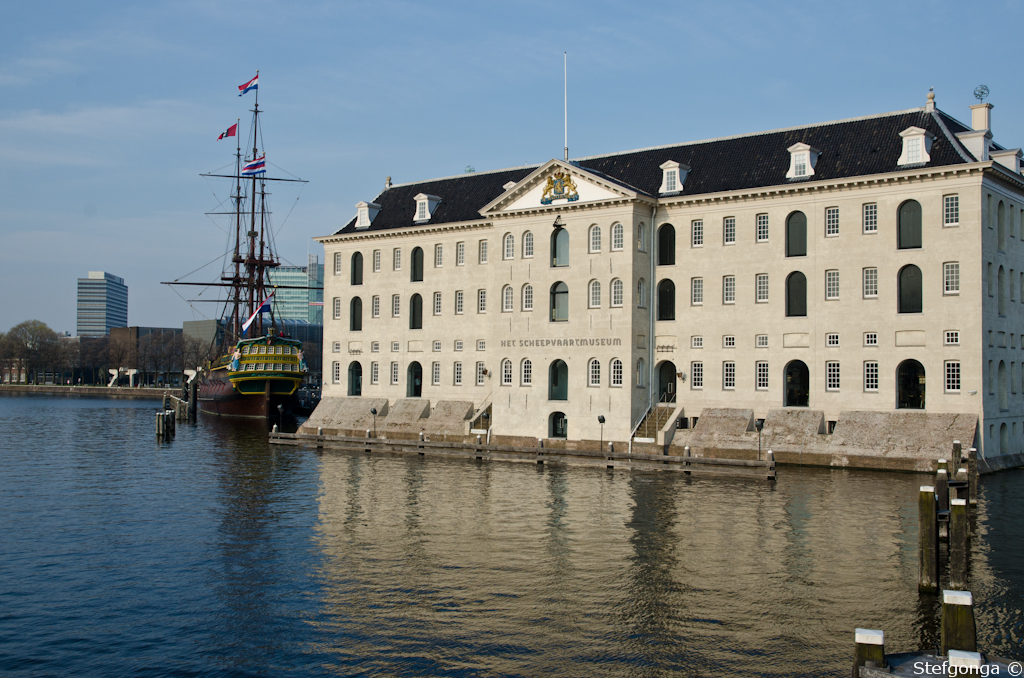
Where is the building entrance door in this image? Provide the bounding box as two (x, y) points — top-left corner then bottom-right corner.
(407, 362), (422, 398)
(658, 361), (677, 403)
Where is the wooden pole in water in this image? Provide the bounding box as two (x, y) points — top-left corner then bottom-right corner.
(940, 590), (977, 655)
(189, 380), (197, 420)
(949, 498), (969, 589)
(919, 485), (938, 593)
(967, 448), (978, 505)
(156, 411), (162, 437)
(936, 468), (950, 540)
(852, 628), (886, 676)
(952, 441), (962, 465)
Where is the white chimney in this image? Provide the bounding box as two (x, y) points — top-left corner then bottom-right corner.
(970, 103), (993, 131)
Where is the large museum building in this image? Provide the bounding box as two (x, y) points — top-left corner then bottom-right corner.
(315, 92), (1024, 457)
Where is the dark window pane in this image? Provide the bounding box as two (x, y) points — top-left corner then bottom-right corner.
(898, 200), (922, 249)
(658, 224), (675, 265)
(786, 271), (807, 317)
(786, 212), (807, 257)
(898, 265), (922, 313)
(657, 279), (675, 321)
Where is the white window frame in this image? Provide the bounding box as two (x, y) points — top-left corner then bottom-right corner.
(372, 249), (381, 272)
(521, 359), (533, 385)
(756, 335), (769, 348)
(393, 248), (401, 271)
(477, 340), (486, 351)
(371, 341), (380, 353)
(433, 292), (442, 315)
(523, 232), (534, 258)
(944, 262), (960, 295)
(756, 361), (769, 390)
(390, 362), (399, 384)
(432, 340), (441, 352)
(371, 295), (380, 318)
(454, 361), (463, 385)
(455, 290), (464, 315)
(370, 361), (379, 384)
(864, 361), (879, 392)
(755, 273), (769, 303)
(691, 335), (703, 349)
(522, 284), (534, 311)
(945, 330), (960, 346)
(391, 294), (400, 317)
(826, 269), (840, 300)
(391, 341), (400, 352)
(332, 342), (341, 353)
(432, 361), (441, 385)
(332, 361), (340, 384)
(691, 277), (703, 305)
(691, 361), (703, 389)
(723, 275), (735, 304)
(589, 280), (601, 308)
(611, 279), (623, 307)
(502, 285), (514, 312)
(756, 214), (769, 242)
(502, 359), (513, 386)
(723, 361), (735, 390)
(478, 240), (488, 264)
(611, 224), (624, 251)
(332, 297), (341, 320)
(863, 268), (878, 298)
(945, 361), (961, 393)
(826, 361), (840, 391)
(434, 244), (443, 267)
(610, 359), (623, 387)
(826, 333), (840, 347)
(477, 289), (487, 313)
(503, 233), (514, 260)
(476, 361), (486, 386)
(454, 340), (463, 351)
(723, 217), (736, 245)
(588, 358), (601, 387)
(862, 204), (878, 233)
(944, 195), (960, 227)
(864, 332), (878, 346)
(691, 220), (703, 247)
(589, 225), (601, 253)
(825, 207), (839, 237)
(456, 242), (465, 266)
(333, 252), (342, 275)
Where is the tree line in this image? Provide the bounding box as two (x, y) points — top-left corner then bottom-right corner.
(0, 320), (218, 386)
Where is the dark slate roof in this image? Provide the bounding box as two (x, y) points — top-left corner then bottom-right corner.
(334, 108), (977, 236)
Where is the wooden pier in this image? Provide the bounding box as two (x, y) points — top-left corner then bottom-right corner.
(268, 430), (777, 480)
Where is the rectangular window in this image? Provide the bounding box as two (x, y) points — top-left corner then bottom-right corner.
(417, 201), (427, 220)
(723, 275), (735, 303)
(371, 295), (380, 318)
(756, 214), (769, 242)
(372, 249), (381, 272)
(692, 220), (703, 247)
(825, 270), (840, 300)
(456, 242), (465, 266)
(945, 330), (960, 345)
(477, 289), (487, 313)
(756, 334), (768, 348)
(523, 360), (533, 385)
(825, 207), (839, 236)
(611, 225), (623, 251)
(454, 340), (463, 351)
(944, 195), (959, 226)
(332, 297), (341, 320)
(691, 361), (703, 389)
(907, 137), (921, 163)
(589, 360), (600, 386)
(371, 341), (380, 353)
(723, 335), (735, 348)
(691, 335), (703, 349)
(454, 361), (463, 385)
(863, 203), (878, 233)
(334, 252), (342, 275)
(476, 362), (486, 386)
(611, 360), (622, 386)
(864, 332), (878, 346)
(393, 248), (401, 271)
(433, 292), (442, 315)
(332, 361), (340, 384)
(826, 361), (840, 391)
(391, 341), (400, 352)
(434, 244), (443, 267)
(432, 340), (441, 352)
(723, 217), (736, 244)
(755, 273), (769, 302)
(476, 340), (486, 351)
(478, 240), (488, 264)
(432, 362), (440, 386)
(691, 277), (703, 305)
(864, 362), (879, 391)
(665, 169), (677, 192)
(525, 234), (535, 257)
(390, 362), (399, 384)
(723, 361), (735, 389)
(332, 341), (341, 353)
(756, 361), (769, 389)
(371, 361), (379, 384)
(863, 268), (878, 298)
(944, 262), (960, 294)
(945, 361), (961, 393)
(826, 333), (840, 347)
(392, 294), (400, 317)
(794, 153), (807, 177)
(455, 290), (464, 314)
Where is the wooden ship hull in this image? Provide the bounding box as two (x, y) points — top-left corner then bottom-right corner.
(198, 335), (306, 419)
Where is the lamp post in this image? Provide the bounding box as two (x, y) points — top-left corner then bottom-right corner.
(755, 418), (764, 461)
(598, 415), (605, 450)
(370, 407), (377, 438)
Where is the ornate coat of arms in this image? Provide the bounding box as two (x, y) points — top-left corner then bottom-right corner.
(540, 172), (579, 205)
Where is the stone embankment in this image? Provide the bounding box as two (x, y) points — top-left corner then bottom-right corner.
(0, 385), (176, 400)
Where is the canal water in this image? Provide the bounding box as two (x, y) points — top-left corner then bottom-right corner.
(0, 395), (1021, 677)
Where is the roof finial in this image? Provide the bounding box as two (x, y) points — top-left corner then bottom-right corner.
(926, 88), (935, 112)
(385, 176), (392, 190)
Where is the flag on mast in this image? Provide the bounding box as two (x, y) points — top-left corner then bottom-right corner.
(241, 293), (274, 334)
(241, 156), (266, 175)
(217, 123), (237, 140)
(238, 73), (258, 96)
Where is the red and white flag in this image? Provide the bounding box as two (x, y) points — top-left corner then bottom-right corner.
(217, 123), (237, 141)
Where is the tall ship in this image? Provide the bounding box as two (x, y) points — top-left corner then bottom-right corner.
(167, 73), (310, 418)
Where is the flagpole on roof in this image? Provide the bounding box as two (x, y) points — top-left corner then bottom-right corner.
(564, 52), (568, 162)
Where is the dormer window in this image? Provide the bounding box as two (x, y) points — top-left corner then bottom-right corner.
(355, 201), (381, 229)
(413, 193), (441, 222)
(897, 127), (935, 166)
(786, 143), (821, 180)
(659, 160), (690, 194)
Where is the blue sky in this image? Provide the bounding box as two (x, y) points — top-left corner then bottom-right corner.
(3, 0), (1023, 334)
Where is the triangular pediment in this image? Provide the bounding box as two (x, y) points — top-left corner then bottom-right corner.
(480, 159), (639, 215)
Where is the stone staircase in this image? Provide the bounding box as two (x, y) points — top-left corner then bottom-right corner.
(633, 405), (675, 442)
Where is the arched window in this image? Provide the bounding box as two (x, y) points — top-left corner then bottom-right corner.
(588, 358), (601, 386)
(410, 247), (424, 282)
(407, 362), (422, 398)
(657, 224), (675, 265)
(637, 278), (646, 308)
(503, 285), (514, 312)
(347, 361), (362, 396)
(636, 358), (646, 387)
(896, 359), (925, 409)
(610, 358), (623, 386)
(637, 223), (646, 251)
(409, 293), (423, 329)
(550, 282), (568, 322)
(999, 265), (1006, 315)
(551, 227), (569, 267)
(785, 271), (807, 317)
(898, 265), (922, 314)
(503, 233), (514, 260)
(521, 358), (532, 385)
(612, 223), (624, 251)
(786, 211), (807, 257)
(351, 252), (363, 285)
(349, 297), (362, 331)
(998, 201), (1006, 251)
(522, 284), (534, 311)
(549, 411), (567, 438)
(611, 279), (624, 307)
(784, 360), (809, 407)
(657, 279), (675, 321)
(589, 225), (601, 252)
(502, 358), (513, 385)
(898, 200), (922, 249)
(589, 280), (601, 308)
(523, 231), (534, 258)
(1000, 422), (1009, 455)
(549, 360), (568, 400)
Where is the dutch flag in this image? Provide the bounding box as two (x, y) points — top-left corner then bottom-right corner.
(238, 73), (258, 96)
(241, 156), (265, 176)
(242, 294), (274, 334)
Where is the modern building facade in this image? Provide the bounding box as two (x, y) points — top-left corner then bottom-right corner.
(268, 255), (324, 324)
(316, 93), (1024, 458)
(77, 271), (128, 337)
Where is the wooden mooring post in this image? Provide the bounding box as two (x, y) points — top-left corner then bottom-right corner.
(851, 628), (886, 677)
(967, 447), (978, 505)
(935, 467), (949, 540)
(940, 590), (977, 656)
(949, 498), (969, 590)
(918, 485), (938, 593)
